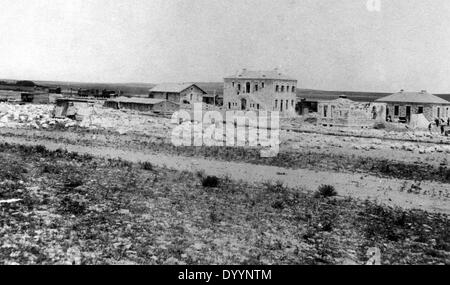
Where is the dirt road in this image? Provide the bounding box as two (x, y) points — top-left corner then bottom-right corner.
(1, 135), (449, 215)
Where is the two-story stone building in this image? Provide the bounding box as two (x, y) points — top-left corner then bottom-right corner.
(223, 69), (298, 117)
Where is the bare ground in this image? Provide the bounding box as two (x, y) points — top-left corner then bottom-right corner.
(0, 143), (448, 265)
(0, 132), (449, 214)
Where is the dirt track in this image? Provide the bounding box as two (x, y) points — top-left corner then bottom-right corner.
(1, 135), (449, 215)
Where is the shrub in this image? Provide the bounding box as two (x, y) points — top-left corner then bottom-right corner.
(41, 163), (61, 174)
(0, 160), (27, 181)
(264, 181), (287, 193)
(304, 117), (318, 124)
(34, 145), (48, 154)
(59, 194), (87, 215)
(374, 122), (386, 129)
(271, 200), (285, 210)
(201, 176), (220, 188)
(107, 158), (133, 168)
(314, 184), (338, 198)
(62, 170), (84, 189)
(140, 161), (153, 171)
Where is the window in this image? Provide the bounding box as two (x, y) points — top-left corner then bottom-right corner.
(275, 85), (279, 92)
(257, 104), (260, 110)
(232, 82), (235, 87)
(286, 100), (289, 110)
(228, 102), (231, 109)
(292, 86), (295, 93)
(237, 84), (241, 91)
(275, 100), (278, 108)
(418, 106), (424, 114)
(324, 105), (328, 117)
(394, 105), (399, 116)
(281, 86), (285, 92)
(291, 100), (294, 107)
(254, 84), (258, 92)
(437, 107), (441, 118)
(246, 82), (251, 93)
(262, 82), (265, 88)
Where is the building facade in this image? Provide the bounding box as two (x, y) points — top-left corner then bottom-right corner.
(149, 83), (207, 105)
(21, 92), (50, 104)
(375, 90), (450, 123)
(223, 69), (298, 117)
(318, 97), (386, 127)
(104, 97), (179, 114)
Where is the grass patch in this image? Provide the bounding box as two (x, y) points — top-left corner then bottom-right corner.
(314, 185), (338, 198)
(140, 161), (153, 171)
(0, 143), (448, 265)
(201, 175), (220, 188)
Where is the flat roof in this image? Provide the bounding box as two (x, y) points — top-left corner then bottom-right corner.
(107, 96), (179, 105)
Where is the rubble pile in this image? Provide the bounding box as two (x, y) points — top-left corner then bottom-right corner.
(0, 102), (175, 134)
(282, 117), (450, 145)
(72, 104), (173, 135)
(0, 103), (71, 129)
(173, 121), (279, 147)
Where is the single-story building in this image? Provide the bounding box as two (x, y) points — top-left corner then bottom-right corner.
(202, 94), (219, 105)
(375, 90), (450, 123)
(318, 97), (386, 127)
(21, 92), (50, 104)
(296, 98), (319, 115)
(53, 98), (96, 119)
(149, 83), (207, 105)
(48, 87), (62, 94)
(104, 96), (180, 114)
(78, 89), (99, 97)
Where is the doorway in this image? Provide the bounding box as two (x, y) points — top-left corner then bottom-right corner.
(241, 98), (247, 110)
(406, 106), (411, 122)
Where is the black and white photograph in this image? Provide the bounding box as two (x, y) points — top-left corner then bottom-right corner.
(0, 0), (448, 269)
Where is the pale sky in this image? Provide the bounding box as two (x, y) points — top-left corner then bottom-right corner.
(1, 0), (450, 92)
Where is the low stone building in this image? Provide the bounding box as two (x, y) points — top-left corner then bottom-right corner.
(318, 97), (386, 127)
(375, 90), (450, 123)
(104, 97), (179, 114)
(297, 98), (319, 115)
(223, 69), (298, 117)
(21, 92), (51, 104)
(149, 83), (207, 105)
(54, 98), (95, 120)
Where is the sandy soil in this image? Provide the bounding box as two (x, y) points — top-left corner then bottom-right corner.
(1, 135), (449, 215)
(2, 126), (449, 168)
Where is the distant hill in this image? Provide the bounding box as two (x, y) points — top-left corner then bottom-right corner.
(296, 89), (391, 102)
(297, 89), (450, 102)
(2, 78), (450, 102)
(195, 82), (223, 96)
(436, 94), (450, 102)
(193, 83), (392, 102)
(33, 80), (156, 95)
